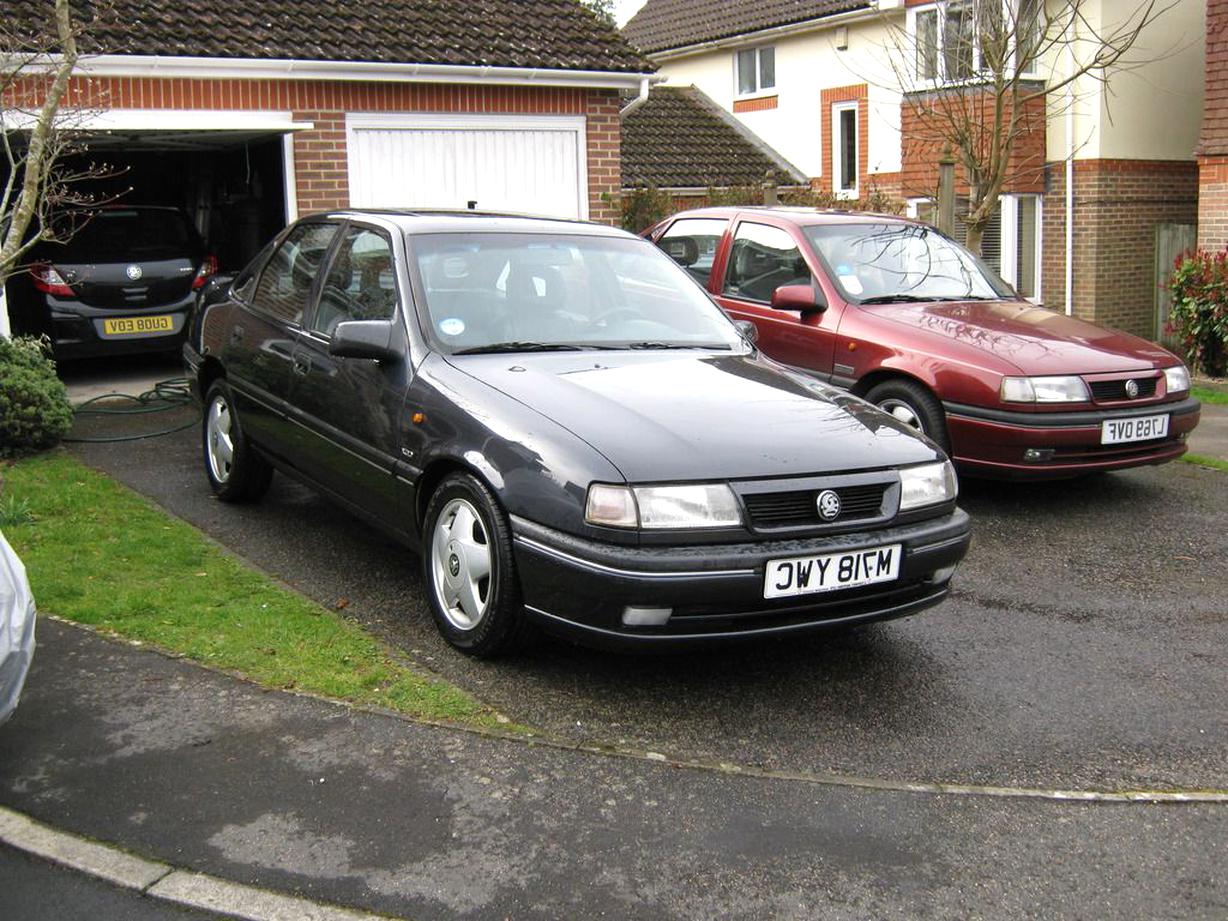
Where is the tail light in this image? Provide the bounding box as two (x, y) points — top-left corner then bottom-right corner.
(192, 254), (219, 290)
(30, 263), (75, 297)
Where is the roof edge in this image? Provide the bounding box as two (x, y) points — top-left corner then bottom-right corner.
(683, 85), (808, 185)
(641, 6), (885, 61)
(44, 54), (662, 89)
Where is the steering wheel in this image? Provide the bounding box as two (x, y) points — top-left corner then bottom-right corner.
(594, 307), (646, 327)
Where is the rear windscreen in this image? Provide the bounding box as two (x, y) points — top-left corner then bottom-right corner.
(56, 210), (200, 261)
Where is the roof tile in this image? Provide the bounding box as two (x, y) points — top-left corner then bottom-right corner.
(622, 0), (868, 55)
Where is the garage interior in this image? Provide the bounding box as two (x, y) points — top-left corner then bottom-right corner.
(4, 127), (290, 340)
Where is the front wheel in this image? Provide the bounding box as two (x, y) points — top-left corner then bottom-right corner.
(203, 380), (273, 503)
(422, 473), (528, 657)
(864, 379), (950, 453)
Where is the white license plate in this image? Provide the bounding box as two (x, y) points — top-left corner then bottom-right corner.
(764, 544), (902, 600)
(1100, 414), (1169, 445)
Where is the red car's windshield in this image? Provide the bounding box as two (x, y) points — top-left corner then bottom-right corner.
(805, 223), (1014, 303)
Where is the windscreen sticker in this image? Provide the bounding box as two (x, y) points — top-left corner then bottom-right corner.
(439, 317), (466, 337)
(839, 274), (864, 295)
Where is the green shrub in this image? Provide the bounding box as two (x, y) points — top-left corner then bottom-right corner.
(615, 186), (675, 233)
(1169, 251), (1228, 377)
(0, 336), (74, 458)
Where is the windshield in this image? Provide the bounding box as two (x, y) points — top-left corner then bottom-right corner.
(408, 233), (744, 354)
(805, 223), (1013, 303)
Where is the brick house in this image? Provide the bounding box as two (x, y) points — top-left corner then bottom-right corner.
(3, 0), (654, 272)
(623, 0), (1204, 339)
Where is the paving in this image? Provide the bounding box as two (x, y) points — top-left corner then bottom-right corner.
(0, 359), (1220, 917)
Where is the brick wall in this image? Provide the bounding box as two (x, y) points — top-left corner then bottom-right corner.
(1198, 156), (1228, 250)
(899, 88), (1046, 199)
(1043, 159), (1198, 338)
(1199, 0), (1228, 158)
(6, 76), (622, 223)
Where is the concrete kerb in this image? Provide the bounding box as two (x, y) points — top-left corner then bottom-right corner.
(0, 805), (394, 921)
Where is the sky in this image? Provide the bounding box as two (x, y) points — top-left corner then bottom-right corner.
(613, 0), (648, 26)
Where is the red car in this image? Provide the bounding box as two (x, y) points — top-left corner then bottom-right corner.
(648, 208), (1201, 479)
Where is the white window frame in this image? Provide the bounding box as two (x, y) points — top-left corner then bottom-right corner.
(907, 192), (1043, 301)
(832, 101), (859, 200)
(733, 45), (776, 99)
(906, 1), (1043, 87)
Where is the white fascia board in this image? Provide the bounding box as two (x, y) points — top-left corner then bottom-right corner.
(647, 6), (891, 63)
(62, 54), (662, 91)
(0, 108), (313, 132)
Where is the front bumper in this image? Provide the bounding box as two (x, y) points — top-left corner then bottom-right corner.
(945, 398), (1201, 479)
(511, 509), (971, 650)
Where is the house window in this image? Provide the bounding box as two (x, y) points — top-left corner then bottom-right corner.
(832, 102), (858, 198)
(736, 46), (775, 96)
(910, 1), (1041, 83)
(912, 194), (1042, 300)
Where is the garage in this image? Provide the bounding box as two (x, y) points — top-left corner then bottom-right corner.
(346, 114), (589, 219)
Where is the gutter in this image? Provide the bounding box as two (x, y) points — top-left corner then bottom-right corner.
(14, 53), (660, 91)
(619, 76), (653, 116)
(643, 6), (891, 63)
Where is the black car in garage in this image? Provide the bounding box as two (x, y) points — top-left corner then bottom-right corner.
(12, 206), (216, 359)
(185, 210), (971, 656)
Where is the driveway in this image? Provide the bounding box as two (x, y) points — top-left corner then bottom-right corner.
(65, 416), (1228, 796)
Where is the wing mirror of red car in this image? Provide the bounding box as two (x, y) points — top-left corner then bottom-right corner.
(329, 319), (401, 362)
(771, 284), (826, 314)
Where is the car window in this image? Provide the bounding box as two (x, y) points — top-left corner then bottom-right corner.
(656, 218), (728, 287)
(232, 239), (278, 303)
(56, 208), (200, 261)
(251, 222), (340, 324)
(723, 222), (812, 303)
(309, 226), (398, 337)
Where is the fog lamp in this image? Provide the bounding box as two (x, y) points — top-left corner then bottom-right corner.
(622, 606), (672, 627)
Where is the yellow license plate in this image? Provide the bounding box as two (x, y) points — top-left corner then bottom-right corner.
(102, 315), (174, 336)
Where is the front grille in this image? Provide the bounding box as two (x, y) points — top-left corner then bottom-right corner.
(1089, 377), (1158, 403)
(743, 483), (887, 527)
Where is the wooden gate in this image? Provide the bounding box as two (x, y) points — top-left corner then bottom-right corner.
(1155, 223), (1196, 343)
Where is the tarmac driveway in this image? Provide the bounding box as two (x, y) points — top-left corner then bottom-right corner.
(67, 411), (1228, 796)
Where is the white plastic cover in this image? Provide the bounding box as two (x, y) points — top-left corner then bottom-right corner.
(0, 529), (36, 725)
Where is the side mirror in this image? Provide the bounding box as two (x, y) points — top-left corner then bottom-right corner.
(733, 319), (759, 346)
(771, 283), (827, 314)
(329, 319), (401, 362)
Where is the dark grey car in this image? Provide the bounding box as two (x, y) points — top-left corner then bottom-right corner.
(185, 211), (970, 656)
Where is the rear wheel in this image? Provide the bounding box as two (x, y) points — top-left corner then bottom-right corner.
(203, 379), (273, 502)
(865, 378), (950, 453)
(422, 473), (528, 657)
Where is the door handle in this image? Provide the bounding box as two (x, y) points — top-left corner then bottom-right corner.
(293, 355), (311, 376)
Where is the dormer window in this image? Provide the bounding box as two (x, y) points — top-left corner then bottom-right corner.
(735, 46), (775, 96)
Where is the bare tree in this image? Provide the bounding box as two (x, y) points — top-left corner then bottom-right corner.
(0, 0), (119, 337)
(883, 0), (1174, 255)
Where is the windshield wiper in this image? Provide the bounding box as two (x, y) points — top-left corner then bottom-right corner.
(625, 341), (732, 350)
(453, 341), (586, 355)
(859, 294), (991, 304)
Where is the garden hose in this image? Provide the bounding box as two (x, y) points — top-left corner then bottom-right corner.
(65, 378), (200, 443)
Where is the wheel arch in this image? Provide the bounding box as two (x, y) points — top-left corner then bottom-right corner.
(851, 368), (938, 401)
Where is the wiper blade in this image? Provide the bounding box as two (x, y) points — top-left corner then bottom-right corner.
(453, 341), (585, 355)
(859, 294), (992, 304)
(624, 341), (732, 350)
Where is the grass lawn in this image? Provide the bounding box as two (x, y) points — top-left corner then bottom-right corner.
(0, 452), (509, 729)
(1192, 385), (1228, 407)
(1181, 453), (1228, 473)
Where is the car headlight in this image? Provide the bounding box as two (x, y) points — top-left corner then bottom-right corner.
(1000, 375), (1090, 403)
(1164, 364), (1190, 395)
(899, 461), (958, 511)
(584, 483), (742, 529)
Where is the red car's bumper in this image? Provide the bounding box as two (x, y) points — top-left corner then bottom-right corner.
(944, 397), (1201, 479)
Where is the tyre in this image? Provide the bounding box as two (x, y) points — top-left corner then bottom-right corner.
(422, 472), (528, 657)
(864, 378), (950, 452)
(202, 379), (273, 503)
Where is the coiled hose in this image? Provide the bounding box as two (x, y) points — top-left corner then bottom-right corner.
(65, 378), (200, 443)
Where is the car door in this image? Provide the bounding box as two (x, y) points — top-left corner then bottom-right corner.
(288, 221), (412, 528)
(221, 220), (341, 457)
(715, 218), (842, 379)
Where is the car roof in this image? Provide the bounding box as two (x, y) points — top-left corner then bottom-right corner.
(305, 209), (636, 238)
(665, 206), (915, 227)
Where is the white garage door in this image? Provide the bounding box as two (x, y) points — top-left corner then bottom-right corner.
(346, 113), (588, 219)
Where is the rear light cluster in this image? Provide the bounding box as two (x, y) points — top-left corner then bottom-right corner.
(30, 263), (75, 297)
(192, 254), (219, 290)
